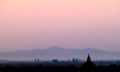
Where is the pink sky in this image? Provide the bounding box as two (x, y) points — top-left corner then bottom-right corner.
(0, 0), (120, 52)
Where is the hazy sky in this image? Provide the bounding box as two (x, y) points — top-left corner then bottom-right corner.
(0, 0), (120, 52)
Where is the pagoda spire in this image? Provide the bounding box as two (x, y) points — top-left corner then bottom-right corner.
(87, 54), (91, 62)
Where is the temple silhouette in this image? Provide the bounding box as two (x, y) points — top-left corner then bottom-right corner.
(80, 54), (96, 70)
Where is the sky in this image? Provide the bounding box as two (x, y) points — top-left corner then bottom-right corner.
(0, 0), (120, 52)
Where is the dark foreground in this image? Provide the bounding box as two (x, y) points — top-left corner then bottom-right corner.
(0, 65), (120, 72)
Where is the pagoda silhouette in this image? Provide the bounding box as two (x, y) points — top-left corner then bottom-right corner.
(80, 54), (96, 69)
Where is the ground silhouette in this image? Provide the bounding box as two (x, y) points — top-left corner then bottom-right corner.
(0, 55), (120, 72)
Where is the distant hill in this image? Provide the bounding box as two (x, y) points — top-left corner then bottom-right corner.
(0, 47), (120, 60)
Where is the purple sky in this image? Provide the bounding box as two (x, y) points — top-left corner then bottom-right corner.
(0, 0), (120, 52)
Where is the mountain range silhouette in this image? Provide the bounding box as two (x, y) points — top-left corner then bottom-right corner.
(0, 46), (120, 60)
